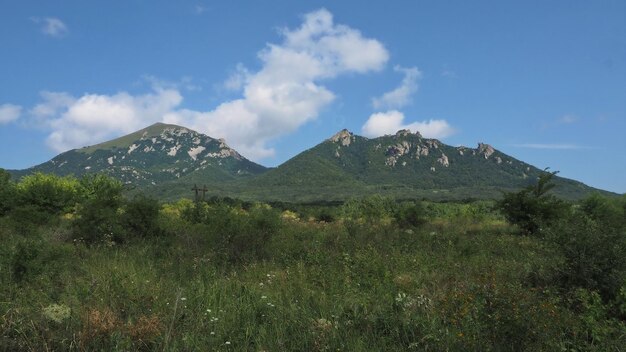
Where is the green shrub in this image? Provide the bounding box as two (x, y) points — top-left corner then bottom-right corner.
(497, 170), (568, 235)
(181, 200), (210, 223)
(580, 193), (626, 231)
(72, 175), (124, 244)
(206, 204), (281, 264)
(121, 194), (163, 238)
(315, 208), (336, 222)
(0, 169), (17, 216)
(16, 173), (83, 214)
(341, 195), (394, 223)
(547, 212), (626, 303)
(393, 201), (426, 228)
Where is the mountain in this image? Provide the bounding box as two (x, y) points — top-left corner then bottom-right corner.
(222, 129), (609, 202)
(10, 123), (266, 186)
(7, 124), (612, 202)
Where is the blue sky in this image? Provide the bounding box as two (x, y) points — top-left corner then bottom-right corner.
(0, 0), (624, 193)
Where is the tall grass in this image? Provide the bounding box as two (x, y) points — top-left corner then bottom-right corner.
(1, 198), (624, 351)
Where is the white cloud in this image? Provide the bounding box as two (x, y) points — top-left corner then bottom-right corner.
(0, 104), (22, 124)
(31, 91), (75, 119)
(558, 115), (578, 124)
(362, 110), (455, 139)
(513, 143), (589, 150)
(23, 9), (389, 161)
(42, 88), (182, 152)
(372, 66), (421, 109)
(223, 64), (250, 91)
(31, 17), (68, 37)
(170, 8), (389, 159)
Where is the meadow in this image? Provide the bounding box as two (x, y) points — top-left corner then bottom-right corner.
(0, 171), (625, 351)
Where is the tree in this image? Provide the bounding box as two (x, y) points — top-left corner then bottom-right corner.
(73, 174), (124, 244)
(122, 194), (163, 238)
(16, 173), (82, 214)
(497, 169), (567, 235)
(0, 169), (16, 216)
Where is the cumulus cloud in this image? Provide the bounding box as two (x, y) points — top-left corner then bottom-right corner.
(362, 110), (455, 139)
(31, 17), (68, 37)
(167, 8), (389, 159)
(0, 104), (22, 124)
(372, 66), (421, 109)
(23, 9), (388, 160)
(40, 88), (182, 152)
(223, 64), (250, 91)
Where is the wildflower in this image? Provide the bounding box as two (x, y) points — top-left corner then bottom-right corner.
(43, 304), (71, 323)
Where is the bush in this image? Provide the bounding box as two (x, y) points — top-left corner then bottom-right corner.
(121, 194), (163, 238)
(547, 211), (626, 303)
(497, 170), (568, 235)
(393, 201), (426, 228)
(341, 195), (394, 223)
(580, 193), (626, 231)
(72, 175), (124, 244)
(16, 173), (82, 214)
(207, 204), (281, 264)
(0, 169), (17, 216)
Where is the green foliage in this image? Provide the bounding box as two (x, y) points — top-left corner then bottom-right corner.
(72, 175), (124, 244)
(206, 205), (281, 264)
(393, 201), (426, 228)
(16, 172), (82, 214)
(497, 169), (568, 235)
(8, 237), (73, 285)
(0, 169), (16, 216)
(341, 195), (394, 223)
(547, 211), (626, 303)
(1, 171), (624, 350)
(580, 193), (626, 231)
(121, 194), (163, 238)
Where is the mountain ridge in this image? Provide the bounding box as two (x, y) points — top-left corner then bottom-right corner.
(6, 123), (616, 201)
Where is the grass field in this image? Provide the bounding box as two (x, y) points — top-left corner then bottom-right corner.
(1, 192), (625, 351)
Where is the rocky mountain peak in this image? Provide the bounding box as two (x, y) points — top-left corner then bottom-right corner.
(477, 143), (495, 159)
(329, 129), (354, 146)
(26, 122), (265, 187)
(394, 129), (422, 138)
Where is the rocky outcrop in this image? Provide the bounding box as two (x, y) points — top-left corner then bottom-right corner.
(329, 129), (354, 146)
(477, 143), (495, 159)
(385, 141), (412, 167)
(395, 129), (422, 138)
(437, 153), (449, 167)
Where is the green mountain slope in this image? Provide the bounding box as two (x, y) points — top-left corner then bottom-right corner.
(222, 129), (610, 202)
(10, 123), (267, 186)
(7, 124), (612, 202)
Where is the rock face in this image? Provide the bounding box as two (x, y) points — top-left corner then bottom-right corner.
(329, 129), (355, 146)
(382, 130), (447, 167)
(326, 129), (514, 173)
(477, 143), (495, 159)
(437, 153), (449, 167)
